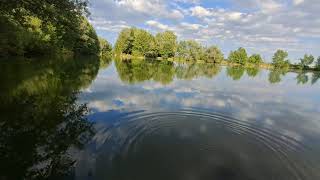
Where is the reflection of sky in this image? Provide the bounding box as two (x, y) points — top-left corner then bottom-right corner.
(78, 62), (320, 143)
(75, 61), (320, 179)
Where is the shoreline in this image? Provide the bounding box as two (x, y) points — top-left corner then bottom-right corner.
(116, 54), (320, 72)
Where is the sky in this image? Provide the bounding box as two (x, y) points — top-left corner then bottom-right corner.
(88, 0), (320, 62)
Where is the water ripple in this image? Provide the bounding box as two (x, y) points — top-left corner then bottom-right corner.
(89, 109), (319, 180)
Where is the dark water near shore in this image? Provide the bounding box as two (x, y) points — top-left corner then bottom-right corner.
(1, 57), (320, 179)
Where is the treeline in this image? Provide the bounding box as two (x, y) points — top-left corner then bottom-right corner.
(114, 59), (320, 85)
(114, 27), (320, 71)
(0, 0), (112, 57)
(114, 27), (224, 62)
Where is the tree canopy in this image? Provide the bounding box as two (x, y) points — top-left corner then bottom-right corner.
(205, 46), (224, 63)
(298, 54), (314, 69)
(228, 47), (248, 65)
(176, 40), (205, 61)
(155, 31), (177, 58)
(0, 0), (109, 57)
(248, 54), (263, 64)
(272, 50), (290, 69)
(114, 28), (178, 58)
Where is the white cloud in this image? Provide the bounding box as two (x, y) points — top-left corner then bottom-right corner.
(190, 6), (213, 18)
(146, 20), (170, 31)
(115, 0), (184, 19)
(180, 22), (204, 30)
(293, 0), (304, 5)
(174, 0), (200, 4)
(258, 0), (283, 13)
(89, 0), (320, 59)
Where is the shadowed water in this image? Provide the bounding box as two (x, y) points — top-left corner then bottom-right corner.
(1, 58), (320, 179)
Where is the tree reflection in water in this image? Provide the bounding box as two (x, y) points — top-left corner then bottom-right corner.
(0, 56), (101, 179)
(226, 66), (245, 81)
(115, 58), (320, 85)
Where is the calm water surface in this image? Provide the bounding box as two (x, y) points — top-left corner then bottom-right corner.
(1, 57), (320, 180)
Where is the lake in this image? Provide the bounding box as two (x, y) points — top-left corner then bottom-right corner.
(1, 57), (320, 180)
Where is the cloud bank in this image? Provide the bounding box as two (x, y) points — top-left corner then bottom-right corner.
(89, 0), (320, 60)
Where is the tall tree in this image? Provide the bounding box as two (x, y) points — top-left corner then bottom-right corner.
(132, 29), (155, 56)
(114, 28), (135, 55)
(155, 31), (177, 58)
(205, 46), (224, 63)
(228, 47), (248, 65)
(99, 37), (113, 56)
(272, 50), (290, 69)
(299, 54), (314, 69)
(248, 54), (263, 64)
(176, 40), (205, 61)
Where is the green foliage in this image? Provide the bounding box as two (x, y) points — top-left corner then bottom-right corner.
(226, 66), (245, 80)
(228, 47), (248, 65)
(115, 59), (175, 84)
(73, 18), (100, 55)
(315, 56), (320, 69)
(132, 29), (156, 56)
(0, 56), (99, 179)
(205, 46), (224, 63)
(115, 59), (222, 84)
(114, 28), (134, 55)
(99, 37), (112, 57)
(268, 68), (288, 84)
(246, 67), (260, 77)
(296, 72), (309, 84)
(155, 31), (177, 58)
(114, 28), (156, 57)
(0, 15), (58, 56)
(248, 54), (263, 64)
(176, 40), (205, 61)
(175, 63), (221, 79)
(0, 0), (101, 57)
(298, 54), (314, 69)
(272, 50), (290, 69)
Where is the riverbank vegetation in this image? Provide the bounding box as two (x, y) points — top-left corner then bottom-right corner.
(114, 27), (320, 72)
(0, 0), (112, 57)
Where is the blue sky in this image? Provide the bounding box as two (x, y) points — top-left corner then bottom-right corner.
(89, 0), (320, 62)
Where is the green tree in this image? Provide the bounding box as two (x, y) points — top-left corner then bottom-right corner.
(114, 28), (158, 58)
(315, 56), (320, 70)
(114, 28), (134, 55)
(228, 47), (248, 65)
(99, 37), (113, 56)
(272, 49), (290, 69)
(0, 0), (102, 57)
(205, 46), (224, 63)
(248, 54), (263, 64)
(155, 31), (177, 58)
(298, 54), (314, 69)
(176, 40), (205, 61)
(73, 17), (100, 55)
(132, 29), (155, 56)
